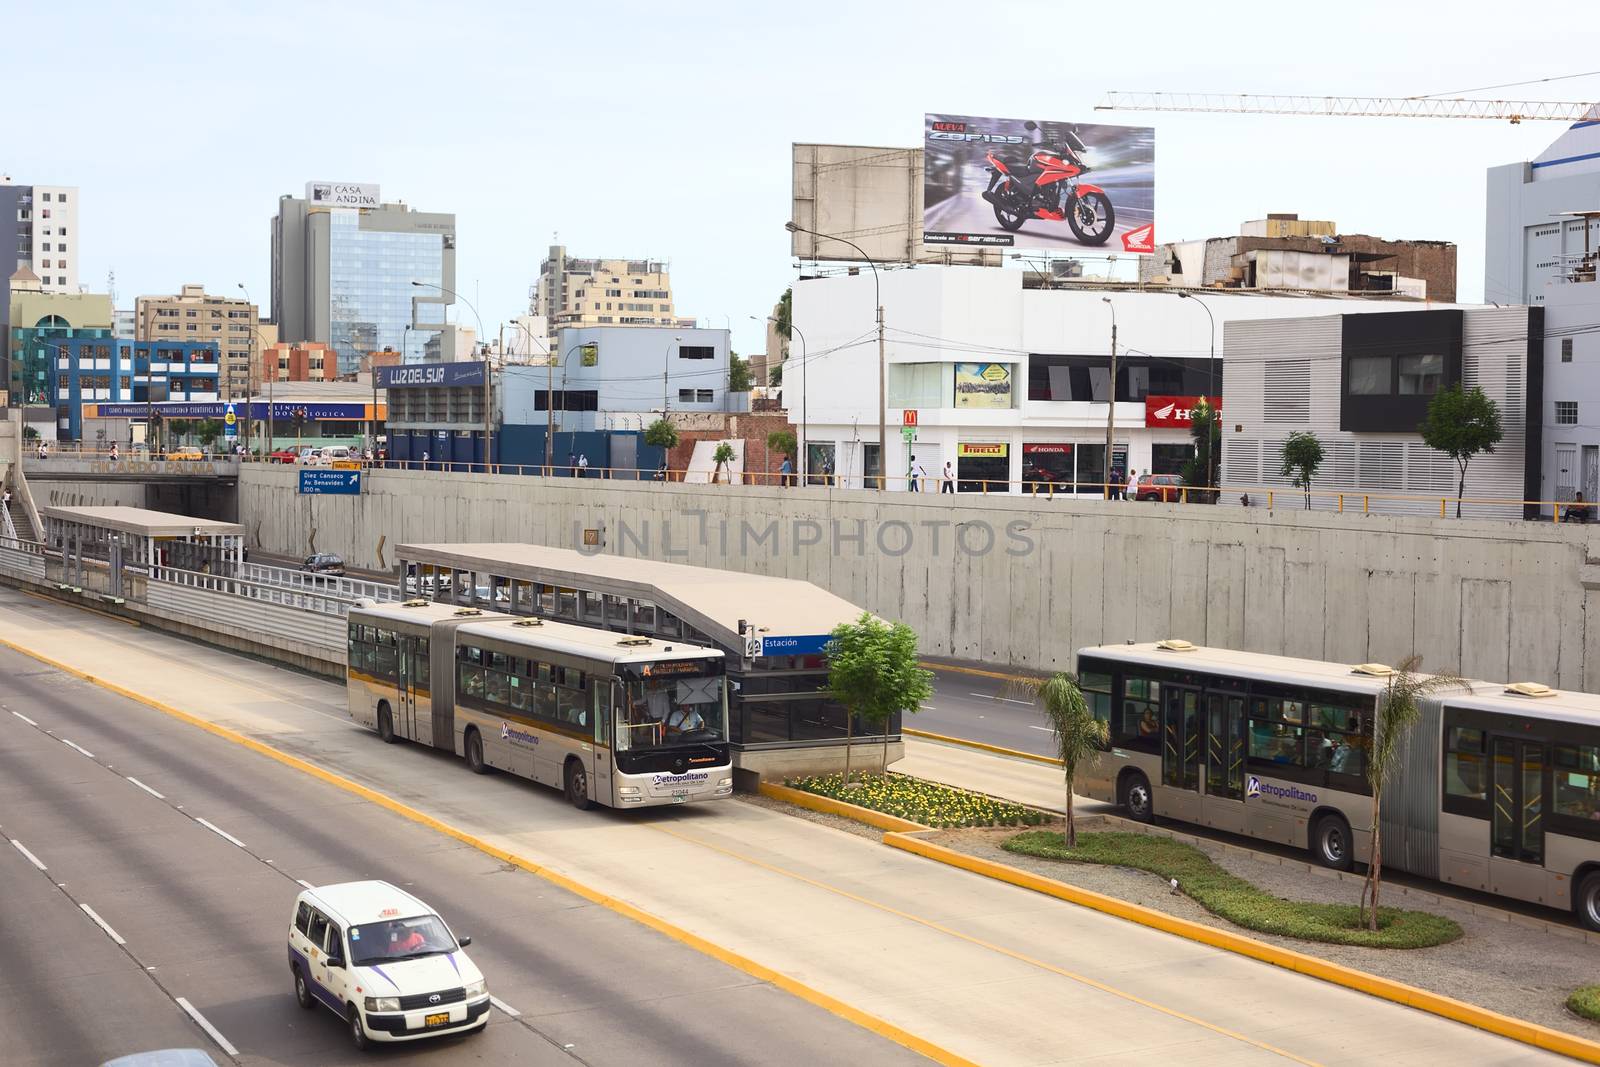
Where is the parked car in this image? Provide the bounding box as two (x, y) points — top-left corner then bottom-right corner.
(267, 448), (300, 463)
(298, 447), (324, 465)
(167, 446), (206, 461)
(302, 553), (346, 576)
(317, 445), (356, 466)
(1134, 473), (1185, 502)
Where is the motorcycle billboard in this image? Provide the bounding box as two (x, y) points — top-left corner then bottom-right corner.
(923, 113), (1156, 254)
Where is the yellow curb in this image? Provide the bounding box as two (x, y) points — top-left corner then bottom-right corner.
(883, 832), (1600, 1065)
(919, 660), (1034, 683)
(903, 727), (1062, 767)
(760, 781), (929, 833)
(0, 633), (980, 1067)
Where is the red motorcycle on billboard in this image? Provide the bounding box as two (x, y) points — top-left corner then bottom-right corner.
(981, 124), (1114, 246)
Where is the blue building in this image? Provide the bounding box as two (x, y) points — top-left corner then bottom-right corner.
(45, 336), (221, 440)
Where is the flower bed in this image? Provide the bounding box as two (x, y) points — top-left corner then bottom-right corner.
(786, 772), (1047, 828)
(1004, 830), (1462, 949)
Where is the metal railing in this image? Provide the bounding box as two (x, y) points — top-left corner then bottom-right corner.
(239, 562), (399, 603)
(146, 563), (373, 617)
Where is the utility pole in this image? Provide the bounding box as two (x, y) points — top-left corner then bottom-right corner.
(1102, 297), (1117, 499)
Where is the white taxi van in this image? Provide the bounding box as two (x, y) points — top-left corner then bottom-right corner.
(287, 880), (489, 1049)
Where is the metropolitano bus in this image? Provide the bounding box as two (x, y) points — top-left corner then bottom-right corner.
(346, 599), (733, 810)
(1076, 640), (1600, 928)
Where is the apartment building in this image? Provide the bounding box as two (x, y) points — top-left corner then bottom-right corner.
(135, 284), (260, 398)
(262, 341), (337, 383)
(1, 180), (80, 382)
(530, 245), (693, 353)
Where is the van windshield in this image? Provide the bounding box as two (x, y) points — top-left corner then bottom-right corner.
(348, 913), (457, 966)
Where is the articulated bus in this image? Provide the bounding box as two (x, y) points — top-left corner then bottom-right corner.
(346, 599), (733, 810)
(1076, 641), (1600, 928)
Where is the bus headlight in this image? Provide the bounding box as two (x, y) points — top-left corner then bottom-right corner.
(619, 786), (641, 796)
(463, 978), (487, 998)
(365, 996), (400, 1012)
(717, 778), (733, 790)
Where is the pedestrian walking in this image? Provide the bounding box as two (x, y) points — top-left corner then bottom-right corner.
(568, 451), (577, 476)
(908, 454), (925, 492)
(3, 488), (11, 511)
(420, 449), (430, 470)
(1126, 468), (1139, 501)
(941, 460), (955, 494)
(779, 455), (793, 487)
(108, 442), (119, 462)
(37, 441), (47, 461)
(577, 453), (590, 478)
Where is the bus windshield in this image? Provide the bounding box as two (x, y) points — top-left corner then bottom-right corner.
(616, 663), (727, 750)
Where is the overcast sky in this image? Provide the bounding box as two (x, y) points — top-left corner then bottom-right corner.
(5, 0), (1588, 354)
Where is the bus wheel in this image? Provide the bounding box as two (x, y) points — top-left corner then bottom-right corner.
(1312, 814), (1354, 871)
(1121, 771), (1153, 823)
(376, 703), (396, 744)
(465, 728), (490, 775)
(565, 759), (592, 811)
(1577, 871), (1600, 931)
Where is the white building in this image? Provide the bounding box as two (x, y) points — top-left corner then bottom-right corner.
(1486, 120), (1600, 507)
(791, 266), (1445, 491)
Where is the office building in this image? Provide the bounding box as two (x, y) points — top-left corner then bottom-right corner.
(1486, 120), (1600, 510)
(1140, 214), (1456, 302)
(6, 267), (112, 426)
(263, 341), (337, 383)
(135, 284), (260, 398)
(530, 245), (691, 352)
(46, 336), (221, 441)
(271, 183), (457, 376)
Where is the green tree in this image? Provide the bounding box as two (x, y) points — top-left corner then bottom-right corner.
(22, 425), (39, 443)
(196, 418), (223, 449)
(774, 287), (793, 342)
(1007, 673), (1107, 847)
(766, 429), (796, 457)
(1363, 657), (1461, 930)
(1418, 385), (1503, 518)
(644, 417), (679, 451)
(769, 362), (783, 388)
(1280, 431), (1325, 510)
(168, 418), (193, 442)
(712, 441), (736, 484)
(728, 353), (753, 393)
(825, 612), (933, 785)
(1179, 398), (1221, 503)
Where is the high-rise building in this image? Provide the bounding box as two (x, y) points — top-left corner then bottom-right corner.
(271, 184), (457, 376)
(530, 245), (691, 353)
(135, 284), (260, 398)
(1, 180), (81, 389)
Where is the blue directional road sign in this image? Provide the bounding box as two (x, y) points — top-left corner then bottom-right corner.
(298, 469), (362, 495)
(758, 634), (832, 657)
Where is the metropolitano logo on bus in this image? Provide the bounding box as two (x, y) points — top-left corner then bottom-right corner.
(1245, 776), (1318, 806)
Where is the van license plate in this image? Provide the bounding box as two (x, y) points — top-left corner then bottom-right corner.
(425, 1012), (450, 1027)
(671, 794), (687, 804)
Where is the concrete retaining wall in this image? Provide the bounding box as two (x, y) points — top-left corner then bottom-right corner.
(240, 466), (1600, 692)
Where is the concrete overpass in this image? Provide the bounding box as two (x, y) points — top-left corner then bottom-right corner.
(22, 454), (240, 483)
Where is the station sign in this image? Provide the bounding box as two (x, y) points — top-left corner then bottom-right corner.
(758, 634), (832, 657)
(298, 469), (362, 495)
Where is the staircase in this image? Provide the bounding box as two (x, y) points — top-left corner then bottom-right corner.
(5, 498), (36, 544)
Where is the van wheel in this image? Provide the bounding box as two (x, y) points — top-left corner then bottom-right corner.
(1312, 814), (1354, 871)
(1577, 871), (1600, 931)
(566, 759), (592, 810)
(1121, 771), (1154, 823)
(348, 1004), (369, 1050)
(465, 728), (489, 774)
(376, 703), (396, 744)
(293, 965), (313, 1010)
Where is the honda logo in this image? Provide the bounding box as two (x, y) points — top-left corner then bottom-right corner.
(1122, 223), (1155, 254)
(1144, 395), (1219, 428)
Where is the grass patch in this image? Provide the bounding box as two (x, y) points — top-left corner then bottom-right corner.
(1569, 986), (1600, 1023)
(787, 772), (1047, 829)
(1003, 830), (1462, 949)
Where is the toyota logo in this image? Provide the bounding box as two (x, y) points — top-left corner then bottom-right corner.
(428, 994), (441, 1004)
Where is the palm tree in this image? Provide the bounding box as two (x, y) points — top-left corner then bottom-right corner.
(1362, 656), (1462, 930)
(1008, 673), (1108, 847)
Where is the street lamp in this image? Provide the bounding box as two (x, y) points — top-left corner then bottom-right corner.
(1102, 296), (1118, 499)
(238, 283), (272, 455)
(412, 280), (491, 471)
(1177, 291), (1218, 494)
(753, 314), (807, 484)
(662, 335), (682, 413)
(786, 220), (885, 491)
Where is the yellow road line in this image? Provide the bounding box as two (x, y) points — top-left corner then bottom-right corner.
(0, 632), (978, 1067)
(651, 821), (1321, 1067)
(920, 661), (1035, 683)
(902, 727), (1062, 766)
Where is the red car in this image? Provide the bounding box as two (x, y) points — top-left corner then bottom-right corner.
(1134, 473), (1185, 502)
(267, 448), (300, 464)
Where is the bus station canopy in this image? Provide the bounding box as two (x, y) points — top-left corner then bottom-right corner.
(43, 506), (243, 540)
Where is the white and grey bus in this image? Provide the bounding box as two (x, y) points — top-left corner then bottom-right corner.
(1076, 641), (1600, 928)
(346, 599), (733, 810)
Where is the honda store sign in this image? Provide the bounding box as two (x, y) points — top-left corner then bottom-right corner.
(923, 113), (1155, 253)
(1144, 395), (1220, 428)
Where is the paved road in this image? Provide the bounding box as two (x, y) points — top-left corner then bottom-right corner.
(0, 647), (926, 1067)
(921, 667), (1056, 756)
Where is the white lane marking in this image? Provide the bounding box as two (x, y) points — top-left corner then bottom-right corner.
(10, 710), (38, 727)
(920, 705), (938, 711)
(9, 838), (47, 871)
(60, 738), (96, 759)
(489, 995), (521, 1017)
(195, 818), (246, 849)
(296, 879), (315, 890)
(1028, 725), (1053, 732)
(79, 903), (126, 945)
(970, 692), (1032, 705)
(126, 776), (166, 800)
(175, 997), (239, 1057)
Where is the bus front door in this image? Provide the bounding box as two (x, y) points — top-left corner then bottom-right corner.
(1489, 736), (1550, 905)
(1160, 686), (1203, 822)
(1201, 693), (1248, 834)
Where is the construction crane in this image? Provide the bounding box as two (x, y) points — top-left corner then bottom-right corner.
(1097, 92), (1599, 124)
